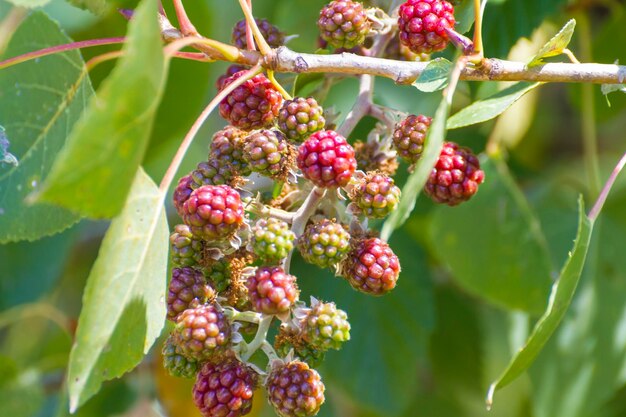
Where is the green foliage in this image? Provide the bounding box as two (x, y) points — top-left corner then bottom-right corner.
(528, 19), (576, 66)
(487, 198), (593, 407)
(67, 168), (168, 411)
(35, 0), (167, 218)
(0, 11), (91, 242)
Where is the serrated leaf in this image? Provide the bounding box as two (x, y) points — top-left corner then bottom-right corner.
(67, 168), (168, 411)
(446, 82), (541, 130)
(381, 61), (457, 240)
(486, 197), (593, 408)
(65, 0), (110, 15)
(528, 19), (576, 67)
(35, 0), (167, 219)
(412, 59), (451, 92)
(429, 158), (553, 313)
(0, 11), (92, 242)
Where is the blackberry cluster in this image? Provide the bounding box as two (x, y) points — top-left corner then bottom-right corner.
(162, 6), (485, 415)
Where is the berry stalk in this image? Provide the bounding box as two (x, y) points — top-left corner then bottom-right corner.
(240, 315), (274, 361)
(237, 0), (272, 56)
(588, 152), (626, 222)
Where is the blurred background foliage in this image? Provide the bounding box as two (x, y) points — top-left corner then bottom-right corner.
(0, 0), (626, 416)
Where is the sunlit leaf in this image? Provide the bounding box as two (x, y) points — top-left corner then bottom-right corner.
(528, 19), (576, 67)
(412, 58), (451, 92)
(486, 197), (593, 408)
(67, 168), (168, 411)
(35, 0), (167, 218)
(447, 82), (541, 130)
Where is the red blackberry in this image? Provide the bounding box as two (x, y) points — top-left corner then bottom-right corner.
(173, 174), (194, 217)
(181, 185), (244, 241)
(219, 71), (283, 131)
(266, 360), (325, 417)
(424, 141), (484, 205)
(217, 65), (248, 90)
(392, 114), (432, 163)
(398, 0), (456, 54)
(232, 18), (284, 50)
(318, 0), (371, 49)
(340, 237), (400, 295)
(173, 303), (232, 361)
(246, 266), (299, 315)
(297, 130), (357, 188)
(193, 359), (258, 417)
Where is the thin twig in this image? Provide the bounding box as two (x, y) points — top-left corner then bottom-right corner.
(158, 65), (263, 192)
(172, 0), (198, 36)
(588, 152), (626, 222)
(237, 0), (271, 56)
(0, 6), (27, 55)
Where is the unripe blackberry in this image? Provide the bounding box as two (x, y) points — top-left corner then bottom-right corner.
(341, 237), (400, 295)
(193, 359), (258, 417)
(277, 97), (326, 142)
(424, 141), (484, 205)
(251, 218), (295, 262)
(173, 303), (232, 361)
(243, 130), (291, 179)
(398, 0), (456, 54)
(217, 65), (248, 90)
(297, 130), (357, 188)
(170, 224), (204, 269)
(350, 173), (401, 219)
(181, 185), (244, 241)
(162, 335), (199, 379)
(266, 360), (325, 417)
(191, 159), (233, 189)
(302, 301), (350, 351)
(232, 18), (285, 49)
(219, 71), (283, 131)
(298, 219), (351, 268)
(275, 325), (326, 367)
(173, 174), (194, 216)
(392, 114), (432, 163)
(318, 0), (371, 49)
(246, 266), (299, 315)
(210, 126), (251, 176)
(167, 267), (213, 321)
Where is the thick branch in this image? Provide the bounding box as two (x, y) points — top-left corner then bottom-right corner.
(265, 47), (626, 85)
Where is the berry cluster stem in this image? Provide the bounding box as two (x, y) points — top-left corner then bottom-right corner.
(172, 0), (198, 36)
(240, 315), (273, 361)
(472, 0), (485, 57)
(237, 0), (272, 56)
(588, 151), (626, 222)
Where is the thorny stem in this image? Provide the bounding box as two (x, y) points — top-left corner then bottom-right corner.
(172, 0), (198, 36)
(0, 37), (126, 70)
(241, 315), (273, 361)
(237, 0), (272, 56)
(158, 65), (263, 192)
(588, 152), (626, 222)
(283, 187), (327, 273)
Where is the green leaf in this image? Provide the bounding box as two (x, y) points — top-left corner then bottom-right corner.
(446, 82), (541, 130)
(34, 0), (167, 219)
(381, 60), (458, 240)
(486, 197), (593, 408)
(412, 59), (451, 93)
(292, 230), (434, 416)
(429, 158), (553, 313)
(4, 0), (50, 7)
(528, 19), (576, 67)
(65, 0), (109, 15)
(67, 168), (168, 411)
(0, 11), (92, 242)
